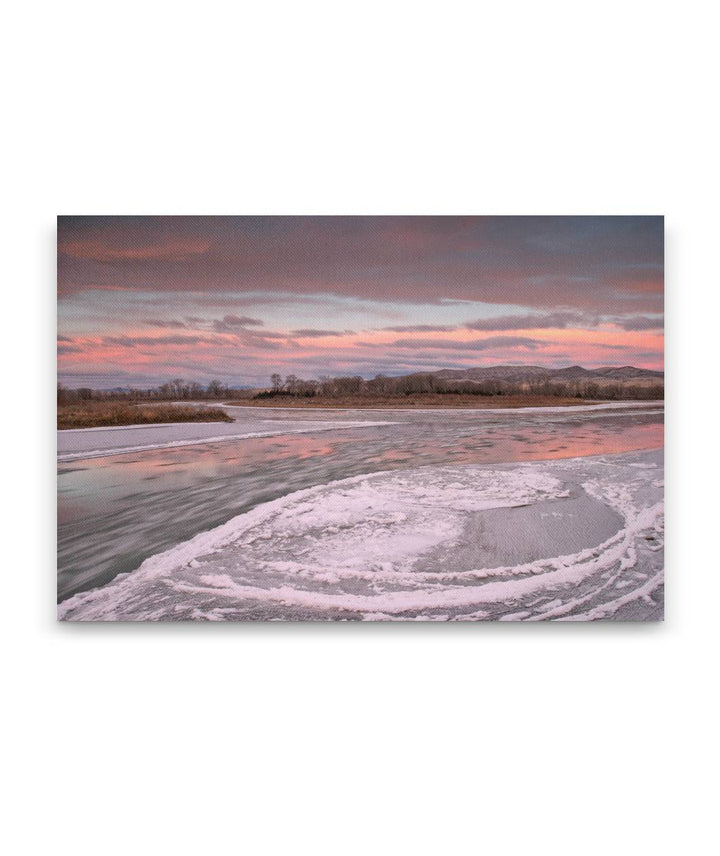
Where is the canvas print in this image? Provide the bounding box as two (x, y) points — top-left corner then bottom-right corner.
(57, 216), (664, 621)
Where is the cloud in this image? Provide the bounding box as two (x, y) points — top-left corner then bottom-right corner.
(381, 324), (457, 333)
(57, 216), (664, 314)
(464, 311), (665, 334)
(291, 329), (354, 338)
(59, 235), (211, 262)
(595, 343), (632, 350)
(223, 314), (264, 327)
(382, 335), (546, 351)
(609, 315), (664, 331)
(144, 318), (187, 329)
(212, 314), (265, 332)
(465, 311), (592, 331)
(632, 351), (665, 361)
(103, 335), (212, 348)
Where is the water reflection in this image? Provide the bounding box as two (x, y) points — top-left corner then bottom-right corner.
(57, 409), (663, 602)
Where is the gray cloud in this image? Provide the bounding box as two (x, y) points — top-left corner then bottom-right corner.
(224, 314), (263, 327)
(144, 318), (187, 329)
(633, 351), (665, 361)
(465, 311), (592, 331)
(252, 330), (289, 340)
(104, 335), (211, 348)
(58, 216), (664, 315)
(381, 324), (457, 333)
(382, 336), (546, 351)
(609, 315), (664, 331)
(212, 314), (264, 332)
(291, 329), (355, 338)
(465, 311), (665, 334)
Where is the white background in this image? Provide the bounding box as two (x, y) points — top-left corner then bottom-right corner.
(3, 1), (718, 854)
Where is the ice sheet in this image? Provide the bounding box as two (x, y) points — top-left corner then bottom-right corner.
(57, 417), (396, 461)
(58, 448), (664, 622)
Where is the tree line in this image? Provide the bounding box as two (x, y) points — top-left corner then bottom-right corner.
(58, 372), (664, 405)
(57, 379), (247, 404)
(256, 373), (664, 401)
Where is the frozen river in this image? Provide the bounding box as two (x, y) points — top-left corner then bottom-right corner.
(57, 402), (664, 619)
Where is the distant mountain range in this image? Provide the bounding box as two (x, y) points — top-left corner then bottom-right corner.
(410, 365), (664, 383)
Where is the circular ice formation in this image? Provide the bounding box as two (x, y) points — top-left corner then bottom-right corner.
(58, 452), (664, 622)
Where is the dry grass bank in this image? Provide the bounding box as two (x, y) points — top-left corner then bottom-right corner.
(242, 394), (603, 409)
(58, 402), (234, 430)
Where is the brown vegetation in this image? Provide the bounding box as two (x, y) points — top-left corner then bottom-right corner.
(57, 402), (234, 430)
(255, 371), (664, 402)
(243, 394), (600, 409)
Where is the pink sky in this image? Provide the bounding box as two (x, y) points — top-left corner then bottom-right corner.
(58, 216), (663, 388)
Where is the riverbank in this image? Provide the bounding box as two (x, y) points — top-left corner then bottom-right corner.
(57, 402), (234, 430)
(238, 393), (610, 409)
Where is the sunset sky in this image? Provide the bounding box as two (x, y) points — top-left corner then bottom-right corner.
(57, 216), (664, 388)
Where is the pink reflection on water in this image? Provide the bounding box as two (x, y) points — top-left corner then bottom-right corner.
(62, 433), (340, 480)
(373, 421), (663, 466)
(59, 418), (663, 486)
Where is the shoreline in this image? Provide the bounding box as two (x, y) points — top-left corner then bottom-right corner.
(221, 394), (659, 410)
(222, 399), (664, 415)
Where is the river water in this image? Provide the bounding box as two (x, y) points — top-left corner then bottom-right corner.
(57, 403), (663, 605)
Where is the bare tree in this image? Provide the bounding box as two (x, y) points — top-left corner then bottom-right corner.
(207, 379), (223, 398)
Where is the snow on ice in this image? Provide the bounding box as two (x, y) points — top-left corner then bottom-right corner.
(58, 448), (664, 622)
